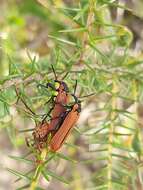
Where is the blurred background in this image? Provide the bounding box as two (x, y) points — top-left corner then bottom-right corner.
(0, 0), (143, 190)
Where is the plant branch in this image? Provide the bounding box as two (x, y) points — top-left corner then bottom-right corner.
(77, 0), (95, 65)
(29, 148), (48, 190)
(0, 74), (42, 90)
(107, 76), (117, 190)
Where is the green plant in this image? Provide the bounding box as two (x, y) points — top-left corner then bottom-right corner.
(0, 0), (143, 190)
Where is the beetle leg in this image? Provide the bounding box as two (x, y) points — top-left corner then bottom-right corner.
(44, 95), (56, 106)
(42, 107), (53, 123)
(55, 102), (71, 109)
(37, 83), (57, 91)
(15, 87), (38, 116)
(46, 82), (57, 90)
(25, 137), (34, 147)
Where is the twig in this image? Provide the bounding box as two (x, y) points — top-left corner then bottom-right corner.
(29, 148), (48, 190)
(107, 75), (118, 190)
(76, 0), (95, 65)
(0, 74), (42, 91)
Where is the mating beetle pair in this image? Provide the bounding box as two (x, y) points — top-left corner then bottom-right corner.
(33, 66), (81, 152)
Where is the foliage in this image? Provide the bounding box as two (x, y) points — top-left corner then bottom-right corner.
(0, 0), (143, 189)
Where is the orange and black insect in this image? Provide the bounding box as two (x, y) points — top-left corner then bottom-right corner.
(23, 65), (70, 151)
(34, 74), (80, 152)
(39, 65), (70, 136)
(32, 121), (49, 151)
(49, 80), (97, 152)
(49, 94), (81, 152)
(15, 87), (48, 151)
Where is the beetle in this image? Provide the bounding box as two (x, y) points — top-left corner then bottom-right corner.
(39, 65), (70, 136)
(15, 65), (71, 151)
(24, 65), (70, 151)
(40, 79), (81, 152)
(32, 121), (50, 151)
(15, 87), (51, 151)
(32, 81), (70, 151)
(46, 81), (70, 134)
(49, 95), (81, 152)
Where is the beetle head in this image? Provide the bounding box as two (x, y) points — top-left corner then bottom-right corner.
(54, 80), (69, 92)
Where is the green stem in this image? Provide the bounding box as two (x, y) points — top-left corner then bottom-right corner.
(132, 80), (143, 188)
(29, 148), (48, 190)
(132, 80), (142, 158)
(77, 0), (95, 65)
(107, 77), (117, 190)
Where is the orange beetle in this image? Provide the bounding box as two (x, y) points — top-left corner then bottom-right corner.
(40, 65), (70, 135)
(32, 122), (50, 151)
(33, 80), (70, 151)
(47, 81), (70, 134)
(33, 66), (70, 150)
(50, 95), (81, 151)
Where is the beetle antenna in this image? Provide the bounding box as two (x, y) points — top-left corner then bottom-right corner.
(80, 93), (96, 98)
(38, 83), (56, 91)
(62, 72), (69, 80)
(37, 84), (47, 89)
(71, 93), (78, 103)
(73, 80), (77, 95)
(51, 65), (57, 80)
